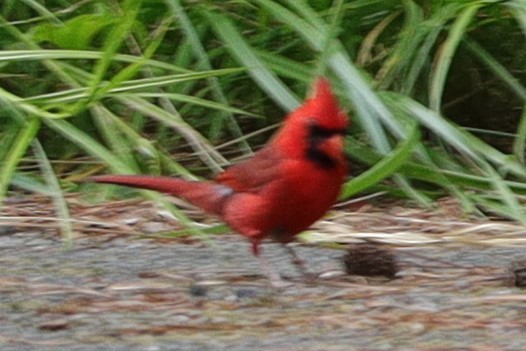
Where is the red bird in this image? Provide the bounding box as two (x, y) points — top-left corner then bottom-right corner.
(91, 78), (349, 284)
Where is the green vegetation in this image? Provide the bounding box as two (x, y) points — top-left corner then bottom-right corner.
(1, 0), (526, 236)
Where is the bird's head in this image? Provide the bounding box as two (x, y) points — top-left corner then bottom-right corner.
(274, 77), (349, 169)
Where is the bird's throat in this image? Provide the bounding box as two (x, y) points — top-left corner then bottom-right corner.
(306, 146), (338, 169)
(305, 125), (345, 169)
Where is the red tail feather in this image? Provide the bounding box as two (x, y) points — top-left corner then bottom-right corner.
(90, 175), (232, 215)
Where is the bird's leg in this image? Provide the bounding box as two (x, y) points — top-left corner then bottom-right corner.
(269, 228), (310, 280)
(283, 243), (312, 280)
(252, 242), (291, 288)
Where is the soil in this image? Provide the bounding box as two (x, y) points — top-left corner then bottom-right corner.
(1, 195), (526, 351)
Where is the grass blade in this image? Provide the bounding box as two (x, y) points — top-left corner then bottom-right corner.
(341, 123), (420, 198)
(207, 12), (300, 111)
(429, 3), (481, 111)
(0, 118), (40, 205)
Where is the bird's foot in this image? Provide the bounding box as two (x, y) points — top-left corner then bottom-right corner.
(257, 253), (294, 288)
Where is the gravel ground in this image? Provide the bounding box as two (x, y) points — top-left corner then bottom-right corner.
(1, 228), (526, 351)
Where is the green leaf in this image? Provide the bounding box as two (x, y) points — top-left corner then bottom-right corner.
(32, 14), (116, 50)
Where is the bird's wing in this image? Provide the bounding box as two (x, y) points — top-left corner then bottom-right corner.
(215, 147), (284, 194)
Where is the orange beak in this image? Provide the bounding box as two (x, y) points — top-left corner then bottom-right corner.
(319, 134), (345, 161)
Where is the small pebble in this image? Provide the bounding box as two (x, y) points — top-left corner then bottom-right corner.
(38, 319), (71, 331)
(235, 288), (259, 299)
(189, 284), (208, 297)
(318, 270), (345, 279)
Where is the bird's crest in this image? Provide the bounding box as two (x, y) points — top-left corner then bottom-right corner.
(299, 77), (348, 131)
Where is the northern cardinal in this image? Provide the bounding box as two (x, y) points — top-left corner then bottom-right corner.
(91, 77), (349, 284)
